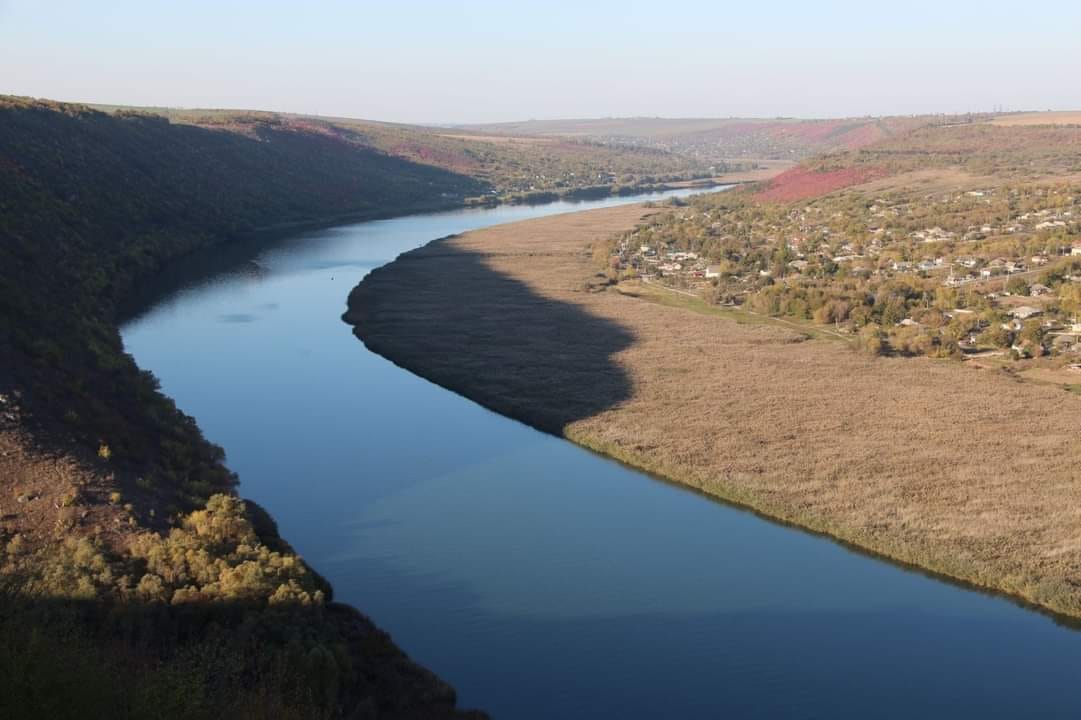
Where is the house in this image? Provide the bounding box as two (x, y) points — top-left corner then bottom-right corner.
(945, 273), (976, 287)
(1009, 306), (1042, 320)
(1072, 244), (1081, 257)
(1052, 336), (1079, 354)
(1029, 283), (1053, 297)
(705, 265), (722, 279)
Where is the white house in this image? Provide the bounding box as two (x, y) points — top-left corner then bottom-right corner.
(1010, 306), (1042, 320)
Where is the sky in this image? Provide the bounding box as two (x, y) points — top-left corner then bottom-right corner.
(2, 0), (1080, 124)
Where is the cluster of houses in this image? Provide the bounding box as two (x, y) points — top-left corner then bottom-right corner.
(614, 185), (1081, 359)
(619, 239), (707, 278)
(893, 300), (1081, 357)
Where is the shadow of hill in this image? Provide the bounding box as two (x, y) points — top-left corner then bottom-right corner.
(343, 237), (635, 435)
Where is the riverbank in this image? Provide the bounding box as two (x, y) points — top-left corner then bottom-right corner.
(345, 201), (1081, 620)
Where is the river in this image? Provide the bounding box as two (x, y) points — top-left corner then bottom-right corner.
(121, 190), (1081, 718)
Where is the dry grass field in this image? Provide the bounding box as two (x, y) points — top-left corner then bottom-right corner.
(708, 159), (796, 184)
(1020, 367), (1081, 387)
(435, 133), (557, 145)
(346, 202), (1081, 619)
(990, 111), (1081, 126)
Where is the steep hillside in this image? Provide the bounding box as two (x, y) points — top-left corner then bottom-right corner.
(0, 97), (491, 512)
(0, 96), (504, 718)
(93, 104), (714, 202)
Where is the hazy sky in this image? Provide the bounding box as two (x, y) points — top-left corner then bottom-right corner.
(3, 1), (1080, 124)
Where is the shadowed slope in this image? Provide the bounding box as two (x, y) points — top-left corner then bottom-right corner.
(0, 97), (491, 717)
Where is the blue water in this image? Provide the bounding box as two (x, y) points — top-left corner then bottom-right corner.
(121, 190), (1081, 718)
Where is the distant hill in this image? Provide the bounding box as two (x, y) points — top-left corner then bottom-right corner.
(988, 110), (1081, 126)
(453, 115), (965, 162)
(85, 103), (713, 200)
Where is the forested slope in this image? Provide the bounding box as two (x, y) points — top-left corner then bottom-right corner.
(0, 96), (491, 513)
(0, 97), (499, 718)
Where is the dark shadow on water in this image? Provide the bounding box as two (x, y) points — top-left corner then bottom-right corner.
(344, 236), (635, 433)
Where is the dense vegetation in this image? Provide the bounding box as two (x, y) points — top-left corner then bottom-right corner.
(1, 494), (472, 719)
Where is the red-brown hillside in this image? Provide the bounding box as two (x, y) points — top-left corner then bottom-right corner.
(754, 165), (885, 202)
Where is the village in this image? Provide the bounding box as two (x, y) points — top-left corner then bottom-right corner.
(611, 184), (1081, 364)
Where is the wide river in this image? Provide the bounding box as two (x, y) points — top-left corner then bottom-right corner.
(122, 190), (1081, 718)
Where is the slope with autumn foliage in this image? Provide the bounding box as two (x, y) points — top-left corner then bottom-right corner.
(0, 96), (509, 718)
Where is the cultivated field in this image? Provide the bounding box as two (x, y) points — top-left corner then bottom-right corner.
(347, 202), (1081, 619)
(435, 133), (557, 145)
(990, 111), (1081, 127)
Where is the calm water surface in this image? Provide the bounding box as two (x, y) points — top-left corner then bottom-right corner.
(121, 191), (1081, 718)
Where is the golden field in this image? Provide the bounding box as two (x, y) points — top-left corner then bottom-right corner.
(989, 111), (1081, 126)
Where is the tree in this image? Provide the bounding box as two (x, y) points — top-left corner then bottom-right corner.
(858, 324), (886, 356)
(1018, 320), (1047, 357)
(978, 323), (1012, 349)
(1005, 276), (1030, 296)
